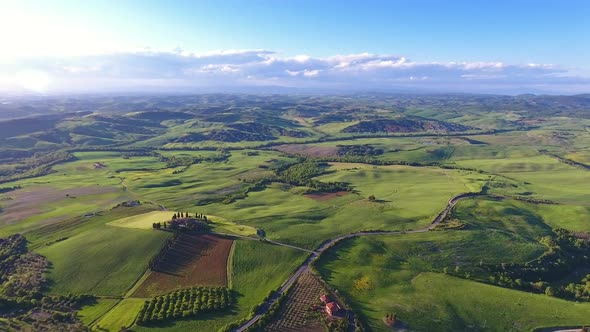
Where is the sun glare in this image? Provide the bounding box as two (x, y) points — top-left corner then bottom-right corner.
(16, 70), (50, 93)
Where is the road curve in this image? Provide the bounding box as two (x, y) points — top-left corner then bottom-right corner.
(234, 192), (479, 332)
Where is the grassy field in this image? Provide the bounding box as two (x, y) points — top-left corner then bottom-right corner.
(453, 196), (590, 233)
(454, 155), (590, 205)
(107, 210), (258, 236)
(316, 234), (590, 331)
(107, 210), (176, 229)
(94, 299), (146, 331)
(78, 299), (120, 326)
(198, 164), (486, 249)
(38, 226), (170, 296)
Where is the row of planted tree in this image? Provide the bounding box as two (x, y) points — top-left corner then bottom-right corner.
(136, 287), (233, 325)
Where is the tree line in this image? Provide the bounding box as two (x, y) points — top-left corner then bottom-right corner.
(136, 287), (233, 325)
(483, 228), (590, 301)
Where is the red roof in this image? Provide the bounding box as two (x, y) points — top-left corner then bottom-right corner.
(326, 302), (337, 310)
(320, 294), (328, 302)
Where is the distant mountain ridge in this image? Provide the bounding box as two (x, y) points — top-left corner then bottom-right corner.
(342, 117), (474, 134)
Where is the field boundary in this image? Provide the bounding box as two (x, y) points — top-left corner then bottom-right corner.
(227, 240), (237, 289)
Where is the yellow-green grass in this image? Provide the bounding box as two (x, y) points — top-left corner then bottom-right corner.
(37, 226), (170, 296)
(106, 211), (257, 236)
(454, 156), (590, 206)
(21, 204), (161, 249)
(454, 196), (590, 233)
(133, 240), (307, 332)
(94, 298), (146, 331)
(207, 216), (258, 237)
(198, 165), (487, 249)
(122, 150), (296, 210)
(565, 150), (590, 164)
(107, 211), (176, 229)
(316, 235), (589, 331)
(315, 121), (360, 134)
(78, 298), (119, 325)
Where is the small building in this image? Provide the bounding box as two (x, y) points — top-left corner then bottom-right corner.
(326, 302), (340, 317)
(319, 294), (328, 303)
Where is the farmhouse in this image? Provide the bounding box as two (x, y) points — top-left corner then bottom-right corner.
(325, 302), (340, 317)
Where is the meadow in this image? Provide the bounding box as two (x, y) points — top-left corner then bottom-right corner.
(94, 299), (147, 331)
(315, 234), (590, 331)
(198, 163), (486, 249)
(38, 225), (170, 296)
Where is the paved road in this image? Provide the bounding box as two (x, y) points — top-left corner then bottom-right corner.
(234, 192), (479, 332)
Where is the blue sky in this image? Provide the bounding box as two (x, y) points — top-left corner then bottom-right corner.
(1, 0), (589, 94)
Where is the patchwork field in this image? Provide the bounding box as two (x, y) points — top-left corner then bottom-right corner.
(133, 240), (307, 332)
(132, 234), (233, 297)
(1, 94), (589, 331)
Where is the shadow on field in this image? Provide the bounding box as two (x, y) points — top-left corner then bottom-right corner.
(153, 234), (215, 275)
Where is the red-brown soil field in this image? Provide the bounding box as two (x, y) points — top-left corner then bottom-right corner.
(304, 191), (350, 201)
(0, 186), (120, 225)
(274, 144), (338, 157)
(132, 234), (233, 297)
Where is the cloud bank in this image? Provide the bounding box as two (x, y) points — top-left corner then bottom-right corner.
(1, 49), (588, 94)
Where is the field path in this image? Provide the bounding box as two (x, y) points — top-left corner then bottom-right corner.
(234, 192), (479, 332)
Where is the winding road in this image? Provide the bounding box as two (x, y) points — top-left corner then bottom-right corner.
(234, 192), (480, 332)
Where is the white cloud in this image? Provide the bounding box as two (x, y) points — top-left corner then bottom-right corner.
(303, 69), (320, 77)
(0, 49), (587, 94)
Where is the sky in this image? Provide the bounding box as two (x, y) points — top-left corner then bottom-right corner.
(0, 0), (589, 95)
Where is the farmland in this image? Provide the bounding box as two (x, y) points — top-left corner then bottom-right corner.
(265, 271), (327, 332)
(132, 234), (234, 297)
(38, 225), (170, 296)
(0, 94), (589, 331)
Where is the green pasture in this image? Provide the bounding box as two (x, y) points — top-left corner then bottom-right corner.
(198, 164), (486, 249)
(316, 234), (590, 331)
(78, 299), (119, 326)
(454, 155), (590, 205)
(38, 226), (170, 296)
(107, 211), (176, 229)
(453, 196), (590, 233)
(94, 298), (146, 331)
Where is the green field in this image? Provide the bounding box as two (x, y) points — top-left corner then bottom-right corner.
(316, 234), (590, 331)
(38, 226), (170, 296)
(107, 210), (177, 229)
(197, 164), (486, 249)
(453, 196), (590, 233)
(78, 299), (120, 325)
(95, 299), (146, 331)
